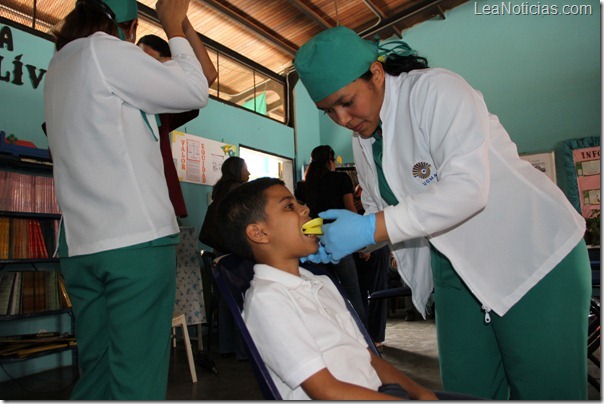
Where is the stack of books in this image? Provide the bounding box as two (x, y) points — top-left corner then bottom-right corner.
(0, 331), (76, 359)
(0, 217), (58, 260)
(0, 171), (60, 214)
(0, 270), (71, 316)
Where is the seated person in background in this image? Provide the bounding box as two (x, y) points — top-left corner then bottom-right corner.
(218, 177), (476, 400)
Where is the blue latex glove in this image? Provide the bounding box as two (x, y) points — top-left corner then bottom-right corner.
(319, 209), (376, 261)
(300, 243), (340, 265)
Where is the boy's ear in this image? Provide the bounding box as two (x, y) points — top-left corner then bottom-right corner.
(246, 223), (270, 245)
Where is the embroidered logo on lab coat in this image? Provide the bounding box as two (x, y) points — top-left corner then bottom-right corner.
(412, 162), (431, 179)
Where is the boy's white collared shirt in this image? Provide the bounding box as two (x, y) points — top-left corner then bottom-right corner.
(242, 264), (382, 400)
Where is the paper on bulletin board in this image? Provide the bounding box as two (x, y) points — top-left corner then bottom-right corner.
(520, 151), (556, 183)
(171, 131), (236, 186)
(573, 146), (600, 218)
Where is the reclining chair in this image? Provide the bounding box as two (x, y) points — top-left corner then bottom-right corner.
(211, 253), (380, 400)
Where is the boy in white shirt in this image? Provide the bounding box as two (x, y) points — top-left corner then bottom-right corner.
(218, 177), (476, 400)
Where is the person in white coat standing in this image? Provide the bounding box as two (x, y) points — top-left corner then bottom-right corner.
(294, 26), (591, 400)
(44, 0), (208, 399)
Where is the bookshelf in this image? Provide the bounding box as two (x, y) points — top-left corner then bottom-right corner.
(0, 153), (77, 370)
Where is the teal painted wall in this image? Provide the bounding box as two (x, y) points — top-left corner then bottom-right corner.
(293, 82), (322, 177)
(319, 115), (355, 165)
(402, 0), (600, 154)
(315, 0), (600, 164)
(0, 24), (53, 149)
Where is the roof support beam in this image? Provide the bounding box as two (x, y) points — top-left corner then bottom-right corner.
(287, 0), (332, 29)
(435, 5), (447, 19)
(359, 0), (383, 33)
(201, 0), (298, 57)
(359, 0), (402, 40)
(360, 0), (448, 38)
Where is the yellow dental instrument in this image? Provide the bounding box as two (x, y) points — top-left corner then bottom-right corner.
(301, 217), (323, 235)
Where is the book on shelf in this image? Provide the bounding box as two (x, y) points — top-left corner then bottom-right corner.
(27, 220), (49, 259)
(0, 332), (76, 358)
(0, 217), (9, 259)
(0, 272), (15, 315)
(20, 271), (36, 314)
(0, 217), (56, 260)
(39, 220), (58, 258)
(0, 270), (71, 316)
(33, 271), (46, 313)
(45, 270), (60, 311)
(8, 272), (21, 315)
(57, 274), (72, 309)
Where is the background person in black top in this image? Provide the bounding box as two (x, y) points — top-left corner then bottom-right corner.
(295, 145), (366, 325)
(353, 184), (391, 348)
(205, 156), (250, 359)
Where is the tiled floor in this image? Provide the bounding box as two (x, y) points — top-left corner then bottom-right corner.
(0, 308), (600, 400)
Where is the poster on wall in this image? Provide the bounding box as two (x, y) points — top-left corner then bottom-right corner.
(573, 146), (600, 218)
(171, 131), (236, 186)
(519, 151), (556, 183)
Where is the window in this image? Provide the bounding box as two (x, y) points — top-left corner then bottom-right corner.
(239, 145), (294, 193)
(133, 14), (289, 124)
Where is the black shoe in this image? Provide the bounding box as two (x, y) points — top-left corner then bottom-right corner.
(197, 352), (218, 374)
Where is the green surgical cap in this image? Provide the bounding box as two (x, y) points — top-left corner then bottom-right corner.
(294, 26), (377, 103)
(104, 0), (138, 23)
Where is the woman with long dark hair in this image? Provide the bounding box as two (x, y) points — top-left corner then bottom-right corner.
(212, 156), (251, 207)
(203, 156), (250, 359)
(295, 145), (367, 325)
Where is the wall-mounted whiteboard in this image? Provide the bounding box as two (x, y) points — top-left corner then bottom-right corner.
(239, 145), (294, 193)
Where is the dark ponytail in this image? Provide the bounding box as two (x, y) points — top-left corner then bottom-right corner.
(359, 53), (429, 82)
(382, 53), (429, 75)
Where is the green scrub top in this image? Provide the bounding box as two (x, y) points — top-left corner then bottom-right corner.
(372, 126), (398, 206)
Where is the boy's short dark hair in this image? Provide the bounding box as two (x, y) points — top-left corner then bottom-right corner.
(218, 177), (284, 260)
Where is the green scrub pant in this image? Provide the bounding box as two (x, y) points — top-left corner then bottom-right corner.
(60, 242), (177, 400)
(431, 240), (591, 400)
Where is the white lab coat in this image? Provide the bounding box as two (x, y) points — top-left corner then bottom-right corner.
(353, 68), (585, 317)
(44, 33), (209, 257)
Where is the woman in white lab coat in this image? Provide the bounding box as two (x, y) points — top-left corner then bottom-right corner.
(44, 0), (208, 399)
(294, 26), (591, 400)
